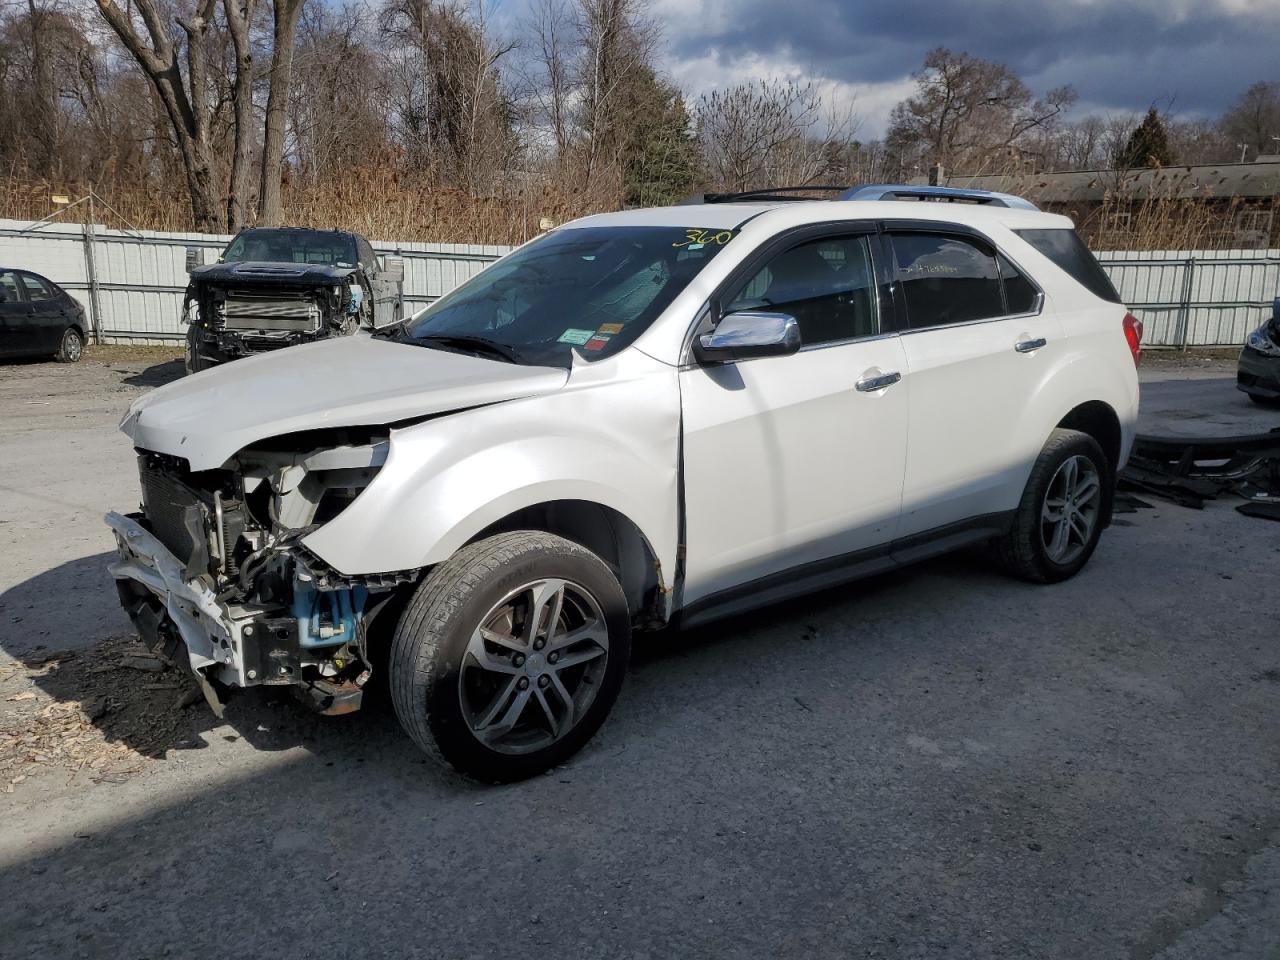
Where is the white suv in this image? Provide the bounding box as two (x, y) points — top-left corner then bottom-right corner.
(107, 185), (1142, 781)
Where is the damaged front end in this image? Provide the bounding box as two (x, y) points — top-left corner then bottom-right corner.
(107, 431), (415, 715)
(184, 262), (369, 370)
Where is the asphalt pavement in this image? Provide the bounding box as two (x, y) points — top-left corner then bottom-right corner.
(1, 350), (1277, 960)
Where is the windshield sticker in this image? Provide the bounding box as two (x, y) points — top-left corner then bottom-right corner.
(558, 328), (595, 345)
(584, 335), (612, 351)
(597, 323), (624, 335)
(673, 228), (734, 249)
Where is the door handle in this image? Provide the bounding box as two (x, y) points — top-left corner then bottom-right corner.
(1015, 337), (1047, 353)
(855, 371), (902, 392)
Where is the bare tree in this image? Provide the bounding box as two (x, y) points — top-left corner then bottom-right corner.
(222, 0), (255, 230)
(696, 79), (857, 191)
(258, 0), (306, 226)
(94, 0), (223, 229)
(1220, 81), (1280, 157)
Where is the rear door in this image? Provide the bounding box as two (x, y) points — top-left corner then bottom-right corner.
(18, 272), (67, 353)
(0, 270), (35, 355)
(886, 224), (1061, 538)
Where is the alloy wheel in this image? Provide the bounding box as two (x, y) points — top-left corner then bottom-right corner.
(459, 578), (610, 755)
(1040, 454), (1101, 565)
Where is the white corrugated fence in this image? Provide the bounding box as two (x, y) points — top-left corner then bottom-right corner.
(0, 217), (1275, 347)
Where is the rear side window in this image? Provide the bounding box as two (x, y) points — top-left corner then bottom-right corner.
(999, 255), (1040, 314)
(889, 233), (1004, 328)
(1015, 228), (1121, 303)
(20, 274), (52, 301)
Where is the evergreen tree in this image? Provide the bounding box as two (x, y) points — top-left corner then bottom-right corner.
(618, 68), (699, 207)
(1117, 108), (1175, 168)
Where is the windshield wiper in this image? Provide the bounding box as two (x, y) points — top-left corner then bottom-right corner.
(410, 334), (522, 364)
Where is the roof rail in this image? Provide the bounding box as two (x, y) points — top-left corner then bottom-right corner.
(840, 184), (1039, 210)
(677, 185), (850, 205)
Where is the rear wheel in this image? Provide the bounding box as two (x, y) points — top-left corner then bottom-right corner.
(998, 428), (1110, 583)
(390, 531), (630, 782)
(55, 327), (83, 363)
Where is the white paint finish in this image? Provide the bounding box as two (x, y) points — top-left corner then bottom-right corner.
(303, 348), (681, 580)
(121, 335), (568, 471)
(895, 309), (1066, 536)
(679, 335), (910, 604)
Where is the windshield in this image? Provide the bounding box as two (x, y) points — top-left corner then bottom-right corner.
(397, 226), (735, 366)
(221, 230), (357, 268)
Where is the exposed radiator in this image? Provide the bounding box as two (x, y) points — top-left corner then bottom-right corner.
(222, 292), (322, 333)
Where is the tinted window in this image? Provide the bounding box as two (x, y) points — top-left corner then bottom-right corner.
(20, 274), (52, 301)
(222, 229), (358, 267)
(0, 271), (20, 303)
(726, 234), (879, 345)
(1015, 228), (1121, 303)
(890, 233), (1003, 328)
(999, 255), (1040, 314)
(400, 226), (734, 366)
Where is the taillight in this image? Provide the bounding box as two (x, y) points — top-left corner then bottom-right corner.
(1122, 312), (1142, 367)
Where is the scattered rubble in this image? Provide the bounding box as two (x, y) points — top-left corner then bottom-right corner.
(0, 636), (202, 792)
(1120, 429), (1280, 519)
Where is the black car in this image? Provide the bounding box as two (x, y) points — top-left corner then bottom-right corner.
(184, 227), (404, 371)
(0, 267), (87, 362)
(1238, 297), (1280, 406)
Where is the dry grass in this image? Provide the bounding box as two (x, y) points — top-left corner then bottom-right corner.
(0, 169), (623, 244)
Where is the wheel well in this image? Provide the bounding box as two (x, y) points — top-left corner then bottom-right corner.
(1057, 401), (1121, 472)
(470, 500), (667, 626)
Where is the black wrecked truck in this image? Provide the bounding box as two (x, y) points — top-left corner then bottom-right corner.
(184, 227), (404, 372)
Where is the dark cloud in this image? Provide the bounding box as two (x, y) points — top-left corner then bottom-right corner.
(662, 0), (1277, 125)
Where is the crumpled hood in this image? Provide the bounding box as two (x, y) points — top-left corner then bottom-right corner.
(122, 335), (569, 469)
(190, 261), (356, 286)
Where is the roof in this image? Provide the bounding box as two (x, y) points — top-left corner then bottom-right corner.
(562, 198), (1070, 233)
(918, 156), (1280, 204)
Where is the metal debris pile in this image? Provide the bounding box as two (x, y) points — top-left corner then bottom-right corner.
(0, 636), (200, 792)
(1120, 430), (1280, 521)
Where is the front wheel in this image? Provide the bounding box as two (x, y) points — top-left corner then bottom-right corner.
(390, 531), (630, 782)
(998, 428), (1110, 583)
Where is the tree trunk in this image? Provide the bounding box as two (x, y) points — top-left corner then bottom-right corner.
(223, 0), (256, 231)
(258, 0), (306, 226)
(93, 0), (222, 232)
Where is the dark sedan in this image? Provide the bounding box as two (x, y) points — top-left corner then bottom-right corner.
(0, 267), (87, 362)
(1238, 297), (1280, 406)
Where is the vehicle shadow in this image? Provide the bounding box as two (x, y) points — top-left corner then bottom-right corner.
(119, 359), (184, 388)
(0, 552), (407, 765)
(1, 544), (1012, 774)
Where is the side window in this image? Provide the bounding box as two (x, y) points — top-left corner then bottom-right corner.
(357, 236), (378, 270)
(20, 274), (53, 302)
(999, 255), (1040, 315)
(0, 270), (21, 303)
(890, 232), (1003, 328)
(725, 234), (879, 346)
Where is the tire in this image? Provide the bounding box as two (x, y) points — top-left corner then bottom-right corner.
(390, 531), (631, 782)
(55, 327), (83, 363)
(998, 428), (1111, 584)
(1248, 393), (1280, 408)
(184, 326), (208, 374)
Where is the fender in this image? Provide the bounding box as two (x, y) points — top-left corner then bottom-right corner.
(1009, 315), (1139, 490)
(303, 366), (682, 581)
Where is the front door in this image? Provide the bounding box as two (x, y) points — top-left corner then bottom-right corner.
(0, 270), (35, 356)
(18, 272), (66, 353)
(885, 227), (1063, 537)
(679, 229), (909, 607)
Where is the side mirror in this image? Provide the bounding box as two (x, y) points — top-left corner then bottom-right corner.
(185, 247), (203, 273)
(381, 256), (405, 284)
(694, 311), (801, 362)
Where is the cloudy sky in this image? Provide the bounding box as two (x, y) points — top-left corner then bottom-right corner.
(497, 0), (1277, 138)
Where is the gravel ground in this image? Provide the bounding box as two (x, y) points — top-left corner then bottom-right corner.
(0, 349), (1277, 960)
